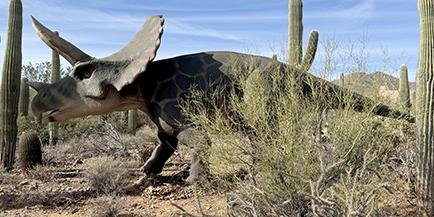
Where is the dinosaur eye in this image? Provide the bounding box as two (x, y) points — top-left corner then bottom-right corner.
(75, 69), (92, 80)
(82, 70), (92, 79)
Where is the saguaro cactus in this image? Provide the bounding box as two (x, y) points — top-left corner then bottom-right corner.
(49, 31), (60, 146)
(416, 0), (434, 214)
(399, 64), (411, 108)
(18, 77), (29, 116)
(128, 110), (138, 134)
(288, 0), (319, 71)
(339, 73), (345, 87)
(17, 131), (42, 169)
(288, 0), (303, 65)
(0, 0), (22, 169)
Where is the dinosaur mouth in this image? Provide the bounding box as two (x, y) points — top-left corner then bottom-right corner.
(37, 109), (60, 124)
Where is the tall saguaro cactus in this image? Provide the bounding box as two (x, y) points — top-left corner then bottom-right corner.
(288, 0), (319, 71)
(416, 0), (434, 214)
(0, 0), (22, 169)
(49, 31), (60, 146)
(399, 64), (411, 108)
(288, 0), (303, 65)
(18, 77), (29, 116)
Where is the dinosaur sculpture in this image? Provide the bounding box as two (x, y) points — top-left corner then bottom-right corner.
(28, 15), (414, 183)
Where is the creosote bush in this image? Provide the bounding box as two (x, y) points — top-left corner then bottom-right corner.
(84, 156), (129, 195)
(182, 56), (415, 216)
(92, 196), (125, 217)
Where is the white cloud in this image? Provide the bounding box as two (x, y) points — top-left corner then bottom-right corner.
(166, 20), (240, 41)
(306, 0), (376, 20)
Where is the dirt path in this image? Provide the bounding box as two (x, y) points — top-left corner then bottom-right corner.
(0, 143), (226, 217)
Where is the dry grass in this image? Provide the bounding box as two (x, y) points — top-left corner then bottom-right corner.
(84, 156), (129, 195)
(91, 196), (126, 217)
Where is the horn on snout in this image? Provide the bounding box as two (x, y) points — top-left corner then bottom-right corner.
(28, 81), (49, 92)
(30, 16), (92, 65)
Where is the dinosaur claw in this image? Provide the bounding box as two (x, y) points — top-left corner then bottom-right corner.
(123, 175), (156, 195)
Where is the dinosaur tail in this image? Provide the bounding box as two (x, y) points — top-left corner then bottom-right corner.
(301, 73), (415, 123)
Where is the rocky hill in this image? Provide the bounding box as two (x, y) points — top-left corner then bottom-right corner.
(332, 71), (416, 104)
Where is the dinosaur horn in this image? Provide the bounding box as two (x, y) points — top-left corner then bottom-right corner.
(28, 81), (49, 92)
(30, 16), (92, 65)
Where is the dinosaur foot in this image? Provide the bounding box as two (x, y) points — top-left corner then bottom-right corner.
(123, 175), (157, 195)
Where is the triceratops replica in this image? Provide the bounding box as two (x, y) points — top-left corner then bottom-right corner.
(29, 15), (414, 183)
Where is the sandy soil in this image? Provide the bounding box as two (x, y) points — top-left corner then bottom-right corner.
(0, 128), (226, 217)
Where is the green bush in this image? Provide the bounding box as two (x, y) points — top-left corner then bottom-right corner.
(182, 58), (414, 216)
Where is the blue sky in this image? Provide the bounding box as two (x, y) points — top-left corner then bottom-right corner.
(0, 0), (419, 81)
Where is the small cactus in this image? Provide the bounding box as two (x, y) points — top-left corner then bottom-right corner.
(128, 110), (138, 134)
(17, 131), (42, 169)
(339, 73), (345, 87)
(18, 77), (29, 116)
(48, 31), (60, 146)
(0, 0), (23, 169)
(399, 64), (411, 108)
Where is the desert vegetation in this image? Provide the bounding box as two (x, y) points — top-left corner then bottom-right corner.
(0, 0), (432, 216)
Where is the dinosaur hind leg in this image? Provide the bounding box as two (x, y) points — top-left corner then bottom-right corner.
(142, 130), (179, 175)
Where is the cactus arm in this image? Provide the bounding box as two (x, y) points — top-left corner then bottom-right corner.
(302, 30), (319, 71)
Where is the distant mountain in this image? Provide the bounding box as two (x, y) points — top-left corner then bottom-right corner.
(331, 71), (416, 104)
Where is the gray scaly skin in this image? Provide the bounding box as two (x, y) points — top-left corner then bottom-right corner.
(28, 16), (414, 183)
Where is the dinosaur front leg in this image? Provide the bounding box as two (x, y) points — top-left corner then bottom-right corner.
(142, 130), (179, 175)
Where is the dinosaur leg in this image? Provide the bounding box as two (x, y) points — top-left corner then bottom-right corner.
(142, 130), (179, 175)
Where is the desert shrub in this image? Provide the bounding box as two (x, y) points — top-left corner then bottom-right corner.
(91, 196), (125, 217)
(182, 57), (414, 216)
(25, 165), (54, 181)
(84, 156), (129, 195)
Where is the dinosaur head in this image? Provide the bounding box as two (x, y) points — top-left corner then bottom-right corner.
(29, 15), (164, 123)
